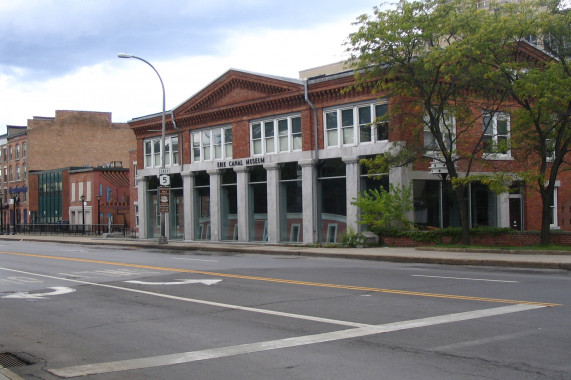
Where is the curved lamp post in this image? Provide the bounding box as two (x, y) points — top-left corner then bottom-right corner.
(118, 53), (168, 245)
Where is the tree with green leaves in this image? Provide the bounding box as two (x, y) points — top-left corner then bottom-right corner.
(471, 0), (570, 244)
(347, 0), (569, 245)
(346, 0), (510, 244)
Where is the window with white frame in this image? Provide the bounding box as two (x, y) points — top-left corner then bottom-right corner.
(324, 102), (388, 148)
(250, 115), (302, 155)
(424, 111), (455, 152)
(192, 126), (232, 162)
(143, 135), (179, 168)
(483, 111), (510, 157)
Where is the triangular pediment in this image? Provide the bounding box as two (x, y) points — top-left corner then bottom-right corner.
(175, 69), (304, 116)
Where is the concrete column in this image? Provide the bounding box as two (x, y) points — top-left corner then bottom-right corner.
(498, 192), (510, 228)
(234, 166), (249, 242)
(137, 176), (148, 239)
(300, 159), (316, 244)
(182, 171), (194, 240)
(389, 165), (413, 223)
(264, 162), (280, 243)
(207, 169), (221, 241)
(343, 157), (360, 232)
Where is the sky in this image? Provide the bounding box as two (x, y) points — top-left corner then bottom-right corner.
(0, 0), (383, 132)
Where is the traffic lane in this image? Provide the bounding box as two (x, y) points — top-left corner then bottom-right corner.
(2, 243), (569, 308)
(2, 250), (564, 318)
(1, 267), (562, 379)
(1, 277), (348, 371)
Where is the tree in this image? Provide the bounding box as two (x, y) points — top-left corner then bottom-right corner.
(346, 0), (509, 244)
(472, 0), (570, 244)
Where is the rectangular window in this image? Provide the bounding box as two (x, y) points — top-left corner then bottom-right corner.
(191, 126), (232, 162)
(252, 123), (262, 155)
(326, 111), (339, 147)
(341, 109), (354, 145)
(143, 136), (181, 168)
(483, 111), (511, 157)
(202, 130), (211, 161)
(224, 128), (233, 158)
(264, 121), (275, 153)
(424, 112), (455, 152)
(192, 132), (201, 161)
(213, 129), (222, 159)
(325, 101), (389, 148)
(250, 115), (302, 156)
(359, 106), (372, 143)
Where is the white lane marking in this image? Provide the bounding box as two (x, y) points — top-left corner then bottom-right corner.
(0, 267), (369, 328)
(2, 286), (75, 299)
(412, 275), (518, 283)
(64, 250), (89, 253)
(49, 304), (545, 378)
(432, 329), (539, 351)
(125, 279), (222, 286)
(172, 258), (218, 262)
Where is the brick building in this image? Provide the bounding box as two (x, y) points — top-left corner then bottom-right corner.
(128, 58), (568, 243)
(1, 110), (136, 229)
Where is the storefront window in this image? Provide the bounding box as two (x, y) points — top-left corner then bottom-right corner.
(194, 172), (211, 240)
(317, 158), (346, 243)
(249, 166), (268, 241)
(279, 162), (303, 242)
(220, 169), (237, 240)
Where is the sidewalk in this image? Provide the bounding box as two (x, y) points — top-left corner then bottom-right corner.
(1, 234), (569, 271)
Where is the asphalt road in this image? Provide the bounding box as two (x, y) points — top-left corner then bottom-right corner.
(1, 240), (570, 379)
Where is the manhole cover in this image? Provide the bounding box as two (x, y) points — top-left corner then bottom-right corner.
(0, 353), (28, 368)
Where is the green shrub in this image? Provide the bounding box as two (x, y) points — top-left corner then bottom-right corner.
(352, 184), (413, 230)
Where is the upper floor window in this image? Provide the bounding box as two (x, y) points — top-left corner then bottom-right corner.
(22, 143), (26, 158)
(251, 115), (301, 155)
(16, 166), (20, 180)
(8, 147), (12, 161)
(2, 148), (6, 162)
(15, 145), (20, 160)
(143, 135), (179, 168)
(424, 111), (455, 153)
(192, 126), (232, 162)
(324, 102), (388, 148)
(483, 111), (510, 158)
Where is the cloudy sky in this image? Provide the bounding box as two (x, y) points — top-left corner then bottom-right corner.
(0, 0), (383, 132)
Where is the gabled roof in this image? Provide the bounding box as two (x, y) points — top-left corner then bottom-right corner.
(173, 68), (304, 117)
(128, 68), (306, 132)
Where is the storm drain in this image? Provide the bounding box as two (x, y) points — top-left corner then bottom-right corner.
(0, 353), (28, 368)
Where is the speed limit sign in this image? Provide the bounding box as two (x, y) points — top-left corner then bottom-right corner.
(159, 174), (170, 186)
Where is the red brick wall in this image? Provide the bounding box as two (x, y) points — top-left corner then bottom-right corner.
(382, 232), (571, 247)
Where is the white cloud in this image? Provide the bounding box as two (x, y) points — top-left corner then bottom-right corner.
(0, 16), (360, 130)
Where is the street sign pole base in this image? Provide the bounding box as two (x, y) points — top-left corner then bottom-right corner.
(158, 236), (168, 245)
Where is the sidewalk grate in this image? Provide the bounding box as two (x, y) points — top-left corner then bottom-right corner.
(0, 353), (28, 368)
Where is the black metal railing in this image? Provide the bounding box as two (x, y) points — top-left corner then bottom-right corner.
(1, 224), (135, 237)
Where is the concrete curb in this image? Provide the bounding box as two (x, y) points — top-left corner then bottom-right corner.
(0, 368), (25, 380)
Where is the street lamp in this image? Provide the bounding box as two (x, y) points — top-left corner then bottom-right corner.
(80, 194), (85, 235)
(97, 193), (101, 235)
(118, 53), (168, 245)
